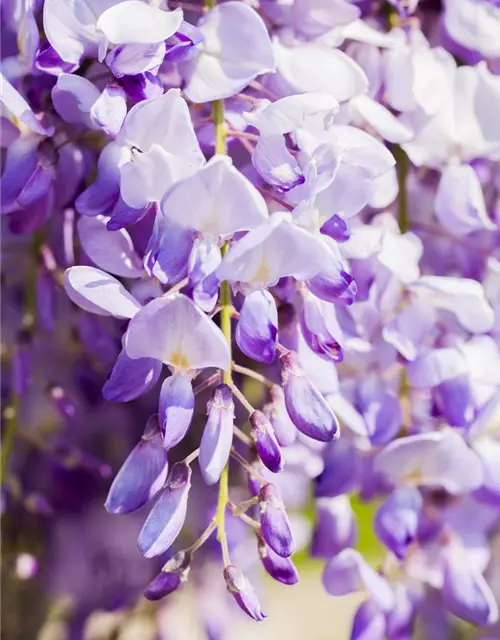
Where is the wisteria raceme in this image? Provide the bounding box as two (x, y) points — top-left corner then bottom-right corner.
(3, 0), (500, 639)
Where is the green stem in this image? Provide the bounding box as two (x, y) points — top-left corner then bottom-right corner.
(210, 88), (231, 559)
(393, 145), (410, 234)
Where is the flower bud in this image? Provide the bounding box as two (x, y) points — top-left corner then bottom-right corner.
(144, 551), (191, 601)
(250, 410), (283, 473)
(235, 289), (278, 364)
(259, 483), (295, 558)
(199, 384), (234, 486)
(223, 565), (267, 622)
(105, 415), (168, 515)
(159, 374), (194, 450)
(137, 461), (191, 558)
(258, 538), (298, 585)
(280, 351), (339, 443)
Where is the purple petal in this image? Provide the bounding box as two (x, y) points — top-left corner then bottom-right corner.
(250, 410), (283, 473)
(0, 136), (39, 213)
(236, 289), (278, 364)
(105, 416), (169, 515)
(320, 214), (350, 242)
(17, 164), (55, 209)
(224, 565), (267, 622)
(137, 462), (191, 558)
(199, 384), (234, 486)
(259, 483), (295, 558)
(351, 600), (386, 640)
(102, 348), (162, 402)
(280, 351), (339, 442)
(258, 539), (299, 585)
(144, 551), (191, 601)
(159, 374), (195, 450)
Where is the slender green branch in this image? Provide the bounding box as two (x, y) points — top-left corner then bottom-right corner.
(393, 145), (410, 234)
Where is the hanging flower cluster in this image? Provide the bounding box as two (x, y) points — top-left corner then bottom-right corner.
(3, 0), (500, 638)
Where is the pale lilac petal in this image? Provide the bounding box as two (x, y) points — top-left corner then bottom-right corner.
(77, 215), (144, 278)
(117, 88), (205, 167)
(199, 385), (234, 485)
(217, 213), (332, 286)
(64, 266), (142, 318)
(435, 164), (496, 237)
(252, 135), (304, 192)
(51, 73), (101, 126)
(120, 144), (194, 209)
(160, 155), (268, 237)
(323, 548), (394, 613)
(89, 82), (127, 136)
(410, 276), (495, 334)
(183, 2), (275, 103)
(374, 429), (484, 494)
(406, 347), (468, 389)
(244, 93), (339, 135)
(124, 294), (230, 371)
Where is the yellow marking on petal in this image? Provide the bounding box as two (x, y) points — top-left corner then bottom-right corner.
(404, 467), (422, 485)
(170, 351), (189, 371)
(254, 262), (270, 284)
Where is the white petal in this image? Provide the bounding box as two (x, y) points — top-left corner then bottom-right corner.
(97, 2), (183, 47)
(64, 266), (142, 318)
(350, 95), (413, 143)
(183, 2), (275, 103)
(244, 92), (339, 135)
(273, 39), (368, 102)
